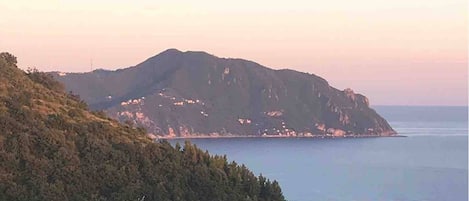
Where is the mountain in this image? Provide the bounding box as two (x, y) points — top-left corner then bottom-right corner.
(52, 49), (396, 138)
(0, 52), (285, 201)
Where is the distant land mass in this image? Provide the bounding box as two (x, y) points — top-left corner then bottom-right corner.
(0, 52), (285, 200)
(52, 49), (396, 138)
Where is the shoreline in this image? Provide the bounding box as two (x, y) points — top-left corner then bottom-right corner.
(156, 134), (406, 140)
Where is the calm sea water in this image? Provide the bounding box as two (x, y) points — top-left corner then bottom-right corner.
(171, 106), (468, 201)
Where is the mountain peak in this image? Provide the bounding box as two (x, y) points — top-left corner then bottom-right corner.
(146, 48), (216, 62)
(160, 48), (182, 55)
(159, 49), (215, 59)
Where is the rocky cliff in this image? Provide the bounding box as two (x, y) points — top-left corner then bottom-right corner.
(52, 49), (396, 138)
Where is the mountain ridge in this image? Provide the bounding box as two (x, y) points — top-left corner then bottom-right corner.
(52, 49), (397, 138)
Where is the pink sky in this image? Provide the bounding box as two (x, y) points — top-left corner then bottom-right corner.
(0, 0), (467, 106)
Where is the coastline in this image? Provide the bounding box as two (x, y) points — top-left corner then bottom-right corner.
(155, 133), (406, 140)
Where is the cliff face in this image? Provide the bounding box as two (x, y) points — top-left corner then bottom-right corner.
(53, 49), (396, 137)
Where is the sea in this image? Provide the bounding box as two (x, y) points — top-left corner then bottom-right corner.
(170, 106), (468, 201)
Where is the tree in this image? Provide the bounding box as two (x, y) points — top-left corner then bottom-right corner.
(0, 52), (17, 65)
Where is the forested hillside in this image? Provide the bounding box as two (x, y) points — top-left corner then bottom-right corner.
(0, 52), (285, 201)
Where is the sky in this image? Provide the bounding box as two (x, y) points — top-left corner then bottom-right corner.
(0, 0), (467, 106)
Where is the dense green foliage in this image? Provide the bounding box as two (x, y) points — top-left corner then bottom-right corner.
(0, 53), (285, 201)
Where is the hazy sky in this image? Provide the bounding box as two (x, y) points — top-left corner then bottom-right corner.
(1, 0), (467, 106)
